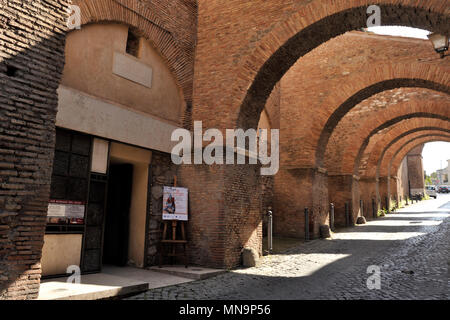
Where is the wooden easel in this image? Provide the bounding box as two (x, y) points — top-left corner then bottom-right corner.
(158, 176), (188, 268)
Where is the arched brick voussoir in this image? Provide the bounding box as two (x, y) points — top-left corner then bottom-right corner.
(366, 124), (450, 179)
(390, 134), (450, 178)
(379, 129), (450, 177)
(360, 120), (450, 179)
(325, 90), (450, 175)
(378, 130), (450, 178)
(231, 0), (449, 131)
(276, 32), (450, 169)
(358, 118), (450, 178)
(73, 0), (196, 105)
(314, 75), (450, 169)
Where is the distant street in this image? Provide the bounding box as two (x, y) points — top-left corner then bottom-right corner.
(129, 195), (450, 300)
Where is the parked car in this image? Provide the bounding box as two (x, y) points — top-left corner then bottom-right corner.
(425, 186), (437, 198)
(438, 186), (449, 193)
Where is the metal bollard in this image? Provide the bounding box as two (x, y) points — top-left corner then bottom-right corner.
(360, 199), (364, 217)
(345, 202), (350, 227)
(304, 207), (309, 242)
(330, 203), (335, 232)
(372, 198), (376, 219)
(267, 208), (273, 254)
(385, 196), (389, 213)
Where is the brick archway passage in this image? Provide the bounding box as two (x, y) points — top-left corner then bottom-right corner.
(390, 136), (450, 179)
(183, 1), (449, 267)
(1, 0), (450, 299)
(278, 33), (449, 169)
(356, 132), (450, 219)
(353, 114), (450, 177)
(230, 1), (449, 131)
(386, 135), (450, 201)
(367, 129), (450, 204)
(331, 116), (450, 227)
(351, 127), (450, 213)
(364, 124), (450, 211)
(325, 89), (450, 176)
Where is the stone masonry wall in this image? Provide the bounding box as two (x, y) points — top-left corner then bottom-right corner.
(145, 151), (177, 266)
(0, 0), (69, 299)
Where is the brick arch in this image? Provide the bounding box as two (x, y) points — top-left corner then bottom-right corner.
(325, 90), (450, 175)
(274, 32), (450, 169)
(390, 135), (450, 178)
(380, 130), (450, 179)
(387, 134), (450, 196)
(358, 120), (450, 205)
(385, 134), (450, 202)
(318, 80), (450, 170)
(354, 124), (450, 214)
(351, 129), (450, 218)
(362, 123), (450, 180)
(232, 0), (449, 131)
(73, 0), (195, 107)
(279, 66), (449, 168)
(371, 123), (450, 201)
(352, 115), (450, 178)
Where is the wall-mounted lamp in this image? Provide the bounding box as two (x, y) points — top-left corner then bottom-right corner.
(427, 33), (449, 58)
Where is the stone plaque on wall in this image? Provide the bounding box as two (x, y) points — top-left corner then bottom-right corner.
(112, 52), (153, 88)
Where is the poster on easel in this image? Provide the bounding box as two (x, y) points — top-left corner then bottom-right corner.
(162, 186), (188, 221)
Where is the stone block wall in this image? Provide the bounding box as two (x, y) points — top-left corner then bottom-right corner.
(145, 151), (178, 266)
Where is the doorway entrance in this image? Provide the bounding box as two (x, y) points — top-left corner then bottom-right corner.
(103, 163), (134, 266)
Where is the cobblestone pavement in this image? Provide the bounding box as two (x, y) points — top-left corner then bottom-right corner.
(128, 195), (450, 300)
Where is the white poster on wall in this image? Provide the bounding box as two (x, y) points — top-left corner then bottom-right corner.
(47, 200), (85, 218)
(162, 187), (188, 221)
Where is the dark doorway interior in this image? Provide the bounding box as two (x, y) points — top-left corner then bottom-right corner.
(103, 163), (133, 266)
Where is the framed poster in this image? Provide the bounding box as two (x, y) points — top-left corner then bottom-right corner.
(162, 186), (188, 221)
(47, 200), (85, 224)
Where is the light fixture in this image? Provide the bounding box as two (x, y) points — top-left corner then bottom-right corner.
(427, 33), (449, 58)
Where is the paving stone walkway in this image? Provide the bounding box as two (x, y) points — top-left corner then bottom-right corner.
(127, 195), (450, 300)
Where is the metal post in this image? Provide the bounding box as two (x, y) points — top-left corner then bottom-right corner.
(372, 198), (376, 219)
(330, 203), (335, 232)
(304, 207), (309, 241)
(267, 208), (273, 254)
(385, 196), (389, 213)
(345, 202), (350, 227)
(360, 199), (364, 217)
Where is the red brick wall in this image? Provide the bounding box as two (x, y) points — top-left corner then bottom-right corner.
(193, 0), (448, 131)
(407, 145), (425, 194)
(0, 0), (69, 299)
(273, 168), (328, 239)
(328, 175), (354, 227)
(178, 162), (263, 269)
